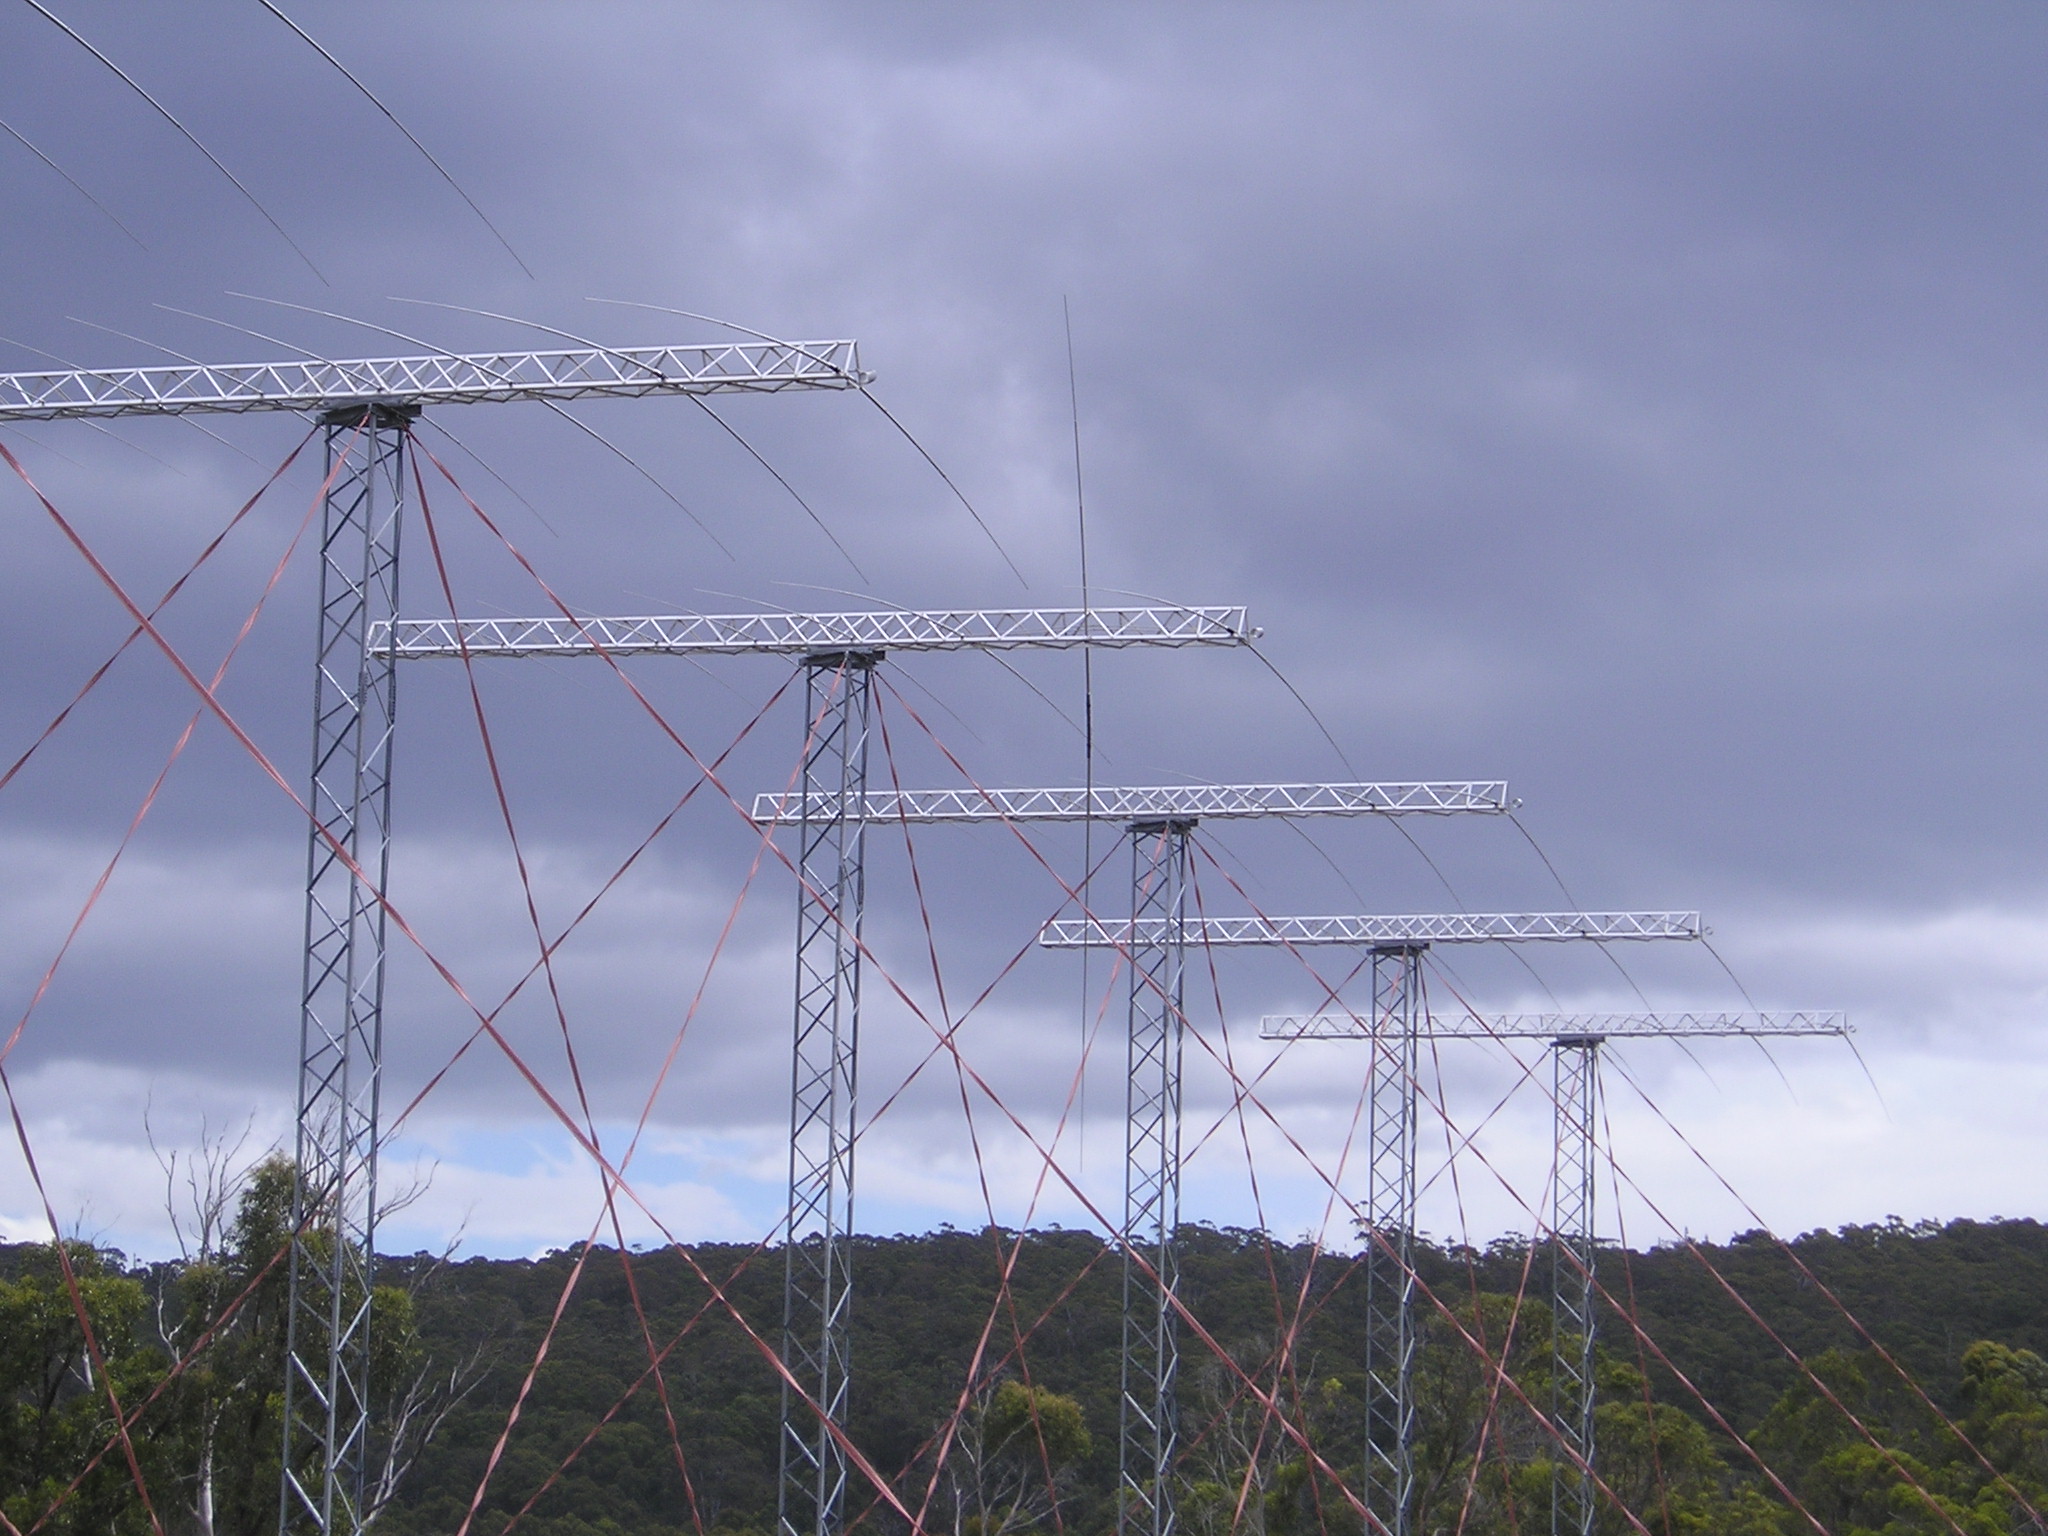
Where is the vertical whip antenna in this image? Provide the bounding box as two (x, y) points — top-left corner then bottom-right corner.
(1066, 296), (1094, 1168)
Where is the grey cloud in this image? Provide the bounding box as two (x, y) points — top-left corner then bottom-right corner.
(0, 4), (2042, 1251)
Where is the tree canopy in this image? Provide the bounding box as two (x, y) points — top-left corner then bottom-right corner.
(9, 1213), (2048, 1534)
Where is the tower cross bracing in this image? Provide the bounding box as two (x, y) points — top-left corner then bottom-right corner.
(809, 783), (1513, 1536)
(1120, 819), (1193, 1536)
(1361, 945), (1424, 1536)
(779, 652), (876, 1536)
(0, 339), (879, 1536)
(1550, 1038), (1598, 1536)
(1262, 1006), (1848, 1536)
(282, 402), (411, 1536)
(392, 607), (1247, 1536)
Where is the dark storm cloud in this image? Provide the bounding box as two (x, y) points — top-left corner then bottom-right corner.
(0, 3), (2042, 1251)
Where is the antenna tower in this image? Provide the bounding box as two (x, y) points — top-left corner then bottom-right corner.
(0, 340), (1849, 1536)
(1045, 907), (1708, 1536)
(801, 780), (1513, 1536)
(1262, 1007), (1851, 1535)
(399, 604), (1255, 1536)
(0, 337), (871, 1536)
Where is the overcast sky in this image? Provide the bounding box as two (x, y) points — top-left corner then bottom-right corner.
(0, 2), (2044, 1261)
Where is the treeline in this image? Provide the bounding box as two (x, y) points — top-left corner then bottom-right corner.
(10, 1197), (2048, 1534)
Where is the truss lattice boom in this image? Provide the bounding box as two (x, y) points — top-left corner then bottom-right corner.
(751, 781), (1511, 825)
(1260, 1009), (1849, 1040)
(376, 606), (1255, 659)
(0, 341), (866, 420)
(1042, 911), (1702, 948)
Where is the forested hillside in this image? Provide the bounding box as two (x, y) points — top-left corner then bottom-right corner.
(10, 1213), (2048, 1534)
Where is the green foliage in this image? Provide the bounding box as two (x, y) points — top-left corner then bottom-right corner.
(160, 1151), (295, 1536)
(939, 1378), (1091, 1536)
(14, 1215), (2048, 1533)
(0, 1242), (170, 1536)
(979, 1379), (1090, 1469)
(0, 1154), (462, 1536)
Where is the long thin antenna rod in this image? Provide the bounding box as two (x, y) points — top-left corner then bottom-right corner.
(0, 113), (145, 246)
(1066, 297), (1094, 1170)
(388, 297), (864, 574)
(586, 295), (1028, 584)
(224, 292), (735, 555)
(255, 1), (533, 277)
(21, 0), (324, 280)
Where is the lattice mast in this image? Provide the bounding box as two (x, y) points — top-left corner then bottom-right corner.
(423, 606), (1253, 1536)
(1522, 1012), (1847, 1536)
(1122, 819), (1192, 1536)
(779, 652), (875, 1536)
(1057, 911), (1705, 1536)
(0, 337), (872, 1536)
(832, 779), (1510, 1536)
(1549, 1035), (1598, 1536)
(1364, 945), (1424, 1530)
(1262, 1009), (1848, 1536)
(282, 402), (411, 1533)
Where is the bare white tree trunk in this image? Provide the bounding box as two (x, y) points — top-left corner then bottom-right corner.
(195, 1414), (218, 1536)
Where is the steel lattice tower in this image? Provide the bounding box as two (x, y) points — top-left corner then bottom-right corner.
(1210, 918), (1703, 1536)
(1362, 944), (1425, 1536)
(1549, 1037), (1599, 1536)
(1120, 818), (1193, 1536)
(862, 780), (1510, 1536)
(0, 334), (874, 1536)
(280, 403), (414, 1535)
(396, 607), (1256, 1536)
(757, 780), (1507, 1536)
(778, 652), (878, 1536)
(1263, 1008), (1847, 1534)
(1062, 912), (1706, 1536)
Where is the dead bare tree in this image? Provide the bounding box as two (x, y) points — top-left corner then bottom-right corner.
(142, 1125), (492, 1536)
(939, 1375), (1093, 1536)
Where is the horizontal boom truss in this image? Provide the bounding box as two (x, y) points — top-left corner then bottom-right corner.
(0, 341), (866, 420)
(1044, 911), (1702, 948)
(1261, 1009), (1848, 1039)
(376, 606), (1255, 658)
(751, 782), (1511, 825)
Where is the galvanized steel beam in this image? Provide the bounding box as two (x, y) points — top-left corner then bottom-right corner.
(752, 782), (1512, 826)
(0, 340), (865, 419)
(377, 606), (1255, 659)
